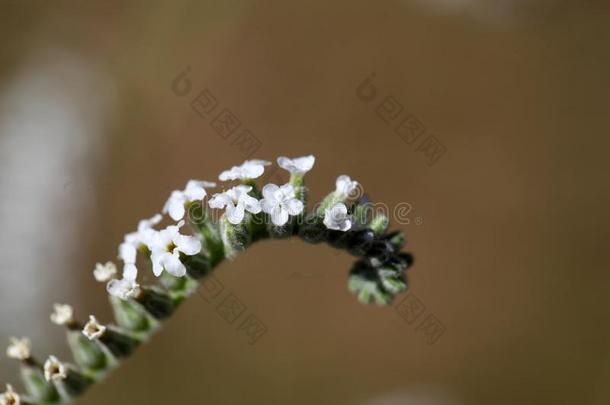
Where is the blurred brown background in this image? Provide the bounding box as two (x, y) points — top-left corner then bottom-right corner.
(1, 1), (609, 404)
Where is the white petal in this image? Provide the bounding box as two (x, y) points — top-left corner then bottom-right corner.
(277, 155), (315, 174)
(174, 235), (201, 256)
(323, 203), (351, 231)
(243, 164), (264, 179)
(241, 195), (262, 214)
(260, 198), (277, 214)
(123, 263), (138, 281)
(150, 251), (166, 277)
(162, 252), (187, 277)
(208, 192), (231, 209)
(339, 218), (352, 231)
(226, 203), (245, 224)
(270, 206), (289, 226)
(277, 156), (292, 171)
(285, 198), (304, 216)
(218, 168), (236, 181)
(294, 155), (315, 172)
(279, 184), (296, 199)
(138, 214), (162, 232)
(119, 242), (137, 264)
(167, 197), (186, 221)
(261, 183), (279, 200)
(184, 180), (209, 200)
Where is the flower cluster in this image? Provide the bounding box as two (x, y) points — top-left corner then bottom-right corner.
(3, 154), (413, 404)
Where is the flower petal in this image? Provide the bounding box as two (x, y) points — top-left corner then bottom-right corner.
(261, 183), (279, 200)
(270, 206), (289, 226)
(167, 197), (186, 221)
(226, 203), (245, 224)
(162, 252), (187, 277)
(260, 198), (277, 214)
(123, 263), (138, 281)
(119, 242), (137, 264)
(285, 198), (304, 216)
(241, 194), (262, 214)
(174, 234), (201, 256)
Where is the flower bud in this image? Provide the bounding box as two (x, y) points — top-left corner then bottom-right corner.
(0, 384), (22, 405)
(368, 213), (389, 235)
(43, 356), (92, 399)
(81, 318), (140, 359)
(110, 296), (152, 333)
(135, 287), (175, 320)
(20, 365), (60, 403)
(66, 331), (108, 372)
(182, 253), (211, 279)
(219, 216), (249, 258)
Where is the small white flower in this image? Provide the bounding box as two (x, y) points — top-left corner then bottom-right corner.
(148, 221), (202, 277)
(335, 175), (359, 198)
(6, 337), (30, 361)
(218, 160), (271, 181)
(106, 278), (141, 300)
(50, 304), (74, 326)
(277, 155), (315, 175)
(124, 214), (163, 247)
(82, 315), (106, 341)
(208, 185), (262, 225)
(44, 356), (67, 382)
(93, 262), (117, 282)
(260, 184), (304, 226)
(323, 203), (352, 231)
(163, 180), (216, 221)
(0, 384), (20, 405)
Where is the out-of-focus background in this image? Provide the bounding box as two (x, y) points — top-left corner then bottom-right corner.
(1, 1), (609, 404)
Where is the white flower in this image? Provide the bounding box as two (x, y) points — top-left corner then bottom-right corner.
(6, 337), (30, 361)
(117, 241), (138, 280)
(277, 155), (315, 175)
(0, 384), (20, 405)
(93, 262), (117, 282)
(218, 159), (270, 181)
(125, 213), (163, 247)
(323, 203), (352, 231)
(148, 221), (202, 277)
(82, 315), (106, 341)
(50, 304), (74, 326)
(260, 184), (304, 226)
(335, 175), (359, 198)
(163, 180), (216, 221)
(44, 356), (67, 382)
(106, 277), (141, 300)
(208, 185), (262, 225)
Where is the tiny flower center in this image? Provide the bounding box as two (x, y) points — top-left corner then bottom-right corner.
(49, 364), (61, 376)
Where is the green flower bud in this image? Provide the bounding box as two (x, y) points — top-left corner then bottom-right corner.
(110, 296), (152, 333)
(97, 328), (140, 359)
(219, 216), (250, 258)
(384, 231), (406, 250)
(187, 202), (225, 266)
(348, 275), (393, 306)
(66, 330), (108, 372)
(20, 364), (60, 403)
(135, 287), (175, 320)
(182, 253), (211, 279)
(158, 271), (189, 291)
(369, 213), (389, 235)
(54, 369), (92, 399)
